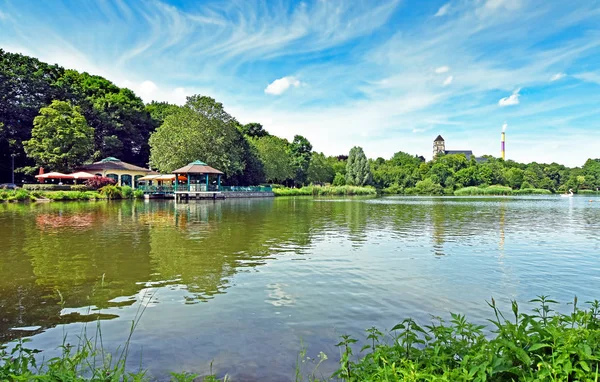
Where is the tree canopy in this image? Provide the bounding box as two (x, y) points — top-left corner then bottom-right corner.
(23, 101), (94, 173)
(251, 136), (295, 184)
(346, 146), (372, 186)
(148, 95), (245, 177)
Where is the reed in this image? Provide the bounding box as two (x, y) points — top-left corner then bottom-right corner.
(273, 185), (377, 196)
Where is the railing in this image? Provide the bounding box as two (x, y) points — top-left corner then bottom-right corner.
(138, 184), (273, 194)
(137, 185), (174, 193)
(219, 186), (273, 192)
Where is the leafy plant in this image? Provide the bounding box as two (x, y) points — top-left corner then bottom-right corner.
(99, 185), (123, 199)
(85, 176), (116, 189)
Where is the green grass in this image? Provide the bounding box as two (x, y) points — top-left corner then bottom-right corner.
(0, 187), (146, 202)
(454, 186), (552, 196)
(578, 189), (600, 195)
(330, 296), (600, 381)
(273, 185), (377, 196)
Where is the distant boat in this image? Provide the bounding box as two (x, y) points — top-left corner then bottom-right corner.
(561, 189), (574, 198)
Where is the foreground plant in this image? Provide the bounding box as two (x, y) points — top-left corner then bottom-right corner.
(333, 296), (600, 381)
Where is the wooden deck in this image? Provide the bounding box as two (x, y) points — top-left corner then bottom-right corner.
(174, 191), (225, 200)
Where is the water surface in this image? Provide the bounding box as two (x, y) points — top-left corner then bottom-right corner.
(1, 196), (599, 380)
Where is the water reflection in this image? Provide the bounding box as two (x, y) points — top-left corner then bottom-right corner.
(1, 196), (600, 380)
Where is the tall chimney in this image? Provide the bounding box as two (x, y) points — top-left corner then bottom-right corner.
(501, 131), (506, 160)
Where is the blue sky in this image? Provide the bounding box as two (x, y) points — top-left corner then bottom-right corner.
(1, 0), (599, 166)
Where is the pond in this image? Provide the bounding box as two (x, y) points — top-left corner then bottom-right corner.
(1, 196), (600, 380)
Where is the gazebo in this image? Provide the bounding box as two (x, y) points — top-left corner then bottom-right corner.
(172, 160), (224, 193)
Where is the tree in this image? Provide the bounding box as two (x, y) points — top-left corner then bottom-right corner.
(23, 100), (94, 172)
(149, 95), (245, 177)
(146, 101), (181, 127)
(346, 146), (372, 186)
(307, 152), (335, 184)
(239, 122), (269, 138)
(290, 135), (313, 186)
(251, 136), (294, 184)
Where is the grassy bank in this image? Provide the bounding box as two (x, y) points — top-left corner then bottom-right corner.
(332, 296), (600, 381)
(273, 185), (377, 196)
(0, 186), (144, 202)
(3, 297), (599, 381)
(454, 185), (552, 196)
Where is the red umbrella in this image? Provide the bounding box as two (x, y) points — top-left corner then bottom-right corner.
(38, 167), (45, 183)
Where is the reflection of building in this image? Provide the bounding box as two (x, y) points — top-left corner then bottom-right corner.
(77, 157), (156, 188)
(433, 135), (486, 162)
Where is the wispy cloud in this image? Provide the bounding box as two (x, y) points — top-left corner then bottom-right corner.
(435, 3), (450, 17)
(574, 72), (600, 85)
(443, 76), (454, 86)
(264, 76), (303, 95)
(435, 66), (450, 74)
(498, 88), (521, 106)
(550, 72), (566, 81)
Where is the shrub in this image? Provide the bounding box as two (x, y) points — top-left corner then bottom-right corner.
(85, 176), (116, 189)
(273, 185), (376, 196)
(414, 179), (443, 195)
(121, 185), (133, 199)
(454, 185), (514, 196)
(333, 296), (600, 381)
(382, 183), (403, 195)
(133, 189), (144, 199)
(332, 172), (346, 186)
(513, 188), (552, 195)
(23, 184), (72, 191)
(99, 185), (122, 199)
(578, 189), (600, 195)
(70, 185), (91, 191)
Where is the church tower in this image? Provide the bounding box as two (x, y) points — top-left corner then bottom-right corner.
(433, 135), (445, 158)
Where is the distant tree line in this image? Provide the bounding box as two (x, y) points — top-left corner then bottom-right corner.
(2, 49), (600, 192)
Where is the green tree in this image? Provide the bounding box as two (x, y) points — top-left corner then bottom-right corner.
(307, 152), (335, 184)
(240, 122), (269, 138)
(346, 146), (372, 186)
(290, 135), (313, 186)
(148, 95), (245, 177)
(251, 135), (294, 184)
(332, 172), (346, 186)
(23, 100), (94, 172)
(145, 101), (181, 128)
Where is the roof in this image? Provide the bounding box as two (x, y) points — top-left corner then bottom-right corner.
(434, 135), (445, 142)
(78, 158), (154, 173)
(444, 150), (474, 160)
(172, 160), (224, 175)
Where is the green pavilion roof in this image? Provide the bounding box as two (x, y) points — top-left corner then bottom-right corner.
(172, 160), (223, 175)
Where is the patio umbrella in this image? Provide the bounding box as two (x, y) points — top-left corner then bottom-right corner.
(38, 167), (45, 183)
(35, 172), (72, 179)
(69, 171), (96, 184)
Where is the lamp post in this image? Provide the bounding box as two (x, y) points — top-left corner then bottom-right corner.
(11, 154), (16, 185)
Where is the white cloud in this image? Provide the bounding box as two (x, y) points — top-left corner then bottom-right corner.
(435, 66), (450, 74)
(264, 76), (302, 95)
(443, 75), (453, 86)
(435, 3), (450, 17)
(550, 73), (566, 81)
(483, 0), (522, 11)
(574, 72), (600, 85)
(498, 88), (521, 106)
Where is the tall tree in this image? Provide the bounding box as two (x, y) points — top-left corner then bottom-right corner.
(307, 152), (335, 184)
(290, 135), (313, 186)
(149, 95), (245, 177)
(251, 136), (294, 184)
(346, 146), (372, 186)
(23, 100), (94, 173)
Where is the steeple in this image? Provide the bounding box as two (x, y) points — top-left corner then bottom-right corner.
(433, 135), (446, 158)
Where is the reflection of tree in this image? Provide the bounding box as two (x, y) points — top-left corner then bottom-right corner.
(431, 201), (446, 256)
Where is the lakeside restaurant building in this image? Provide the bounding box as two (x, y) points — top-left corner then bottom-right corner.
(77, 157), (156, 188)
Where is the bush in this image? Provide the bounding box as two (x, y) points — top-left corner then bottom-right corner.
(454, 185), (513, 196)
(273, 185), (376, 196)
(382, 183), (403, 195)
(70, 185), (91, 191)
(414, 179), (443, 195)
(333, 297), (600, 381)
(23, 184), (72, 191)
(332, 172), (346, 186)
(578, 189), (600, 195)
(99, 185), (122, 199)
(121, 185), (133, 198)
(513, 188), (553, 195)
(85, 176), (116, 189)
(133, 189), (144, 199)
